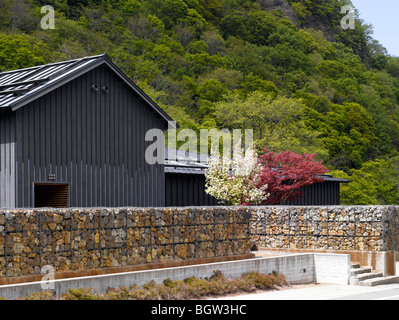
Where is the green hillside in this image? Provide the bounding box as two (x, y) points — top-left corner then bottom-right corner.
(1, 0), (399, 204)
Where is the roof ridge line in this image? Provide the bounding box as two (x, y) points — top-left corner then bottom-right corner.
(0, 54), (107, 76)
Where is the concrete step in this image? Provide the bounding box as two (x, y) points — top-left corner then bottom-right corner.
(349, 263), (397, 287)
(350, 267), (372, 276)
(357, 272), (383, 281)
(359, 275), (399, 287)
(349, 274), (382, 285)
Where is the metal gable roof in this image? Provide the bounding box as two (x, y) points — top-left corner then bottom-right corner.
(0, 55), (100, 108)
(165, 147), (209, 175)
(0, 54), (176, 127)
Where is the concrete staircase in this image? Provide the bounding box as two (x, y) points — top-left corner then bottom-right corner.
(350, 263), (399, 286)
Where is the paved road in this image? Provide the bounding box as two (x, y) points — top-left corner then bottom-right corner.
(212, 283), (399, 300)
(213, 260), (399, 300)
(330, 285), (399, 300)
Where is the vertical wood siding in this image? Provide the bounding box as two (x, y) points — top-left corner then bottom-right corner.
(0, 110), (16, 207)
(165, 174), (341, 207)
(14, 64), (166, 208)
(165, 173), (219, 206)
(284, 181), (341, 206)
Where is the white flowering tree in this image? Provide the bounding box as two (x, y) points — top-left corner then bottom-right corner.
(205, 141), (269, 205)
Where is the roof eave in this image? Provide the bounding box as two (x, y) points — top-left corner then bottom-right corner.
(5, 54), (178, 129)
(9, 56), (106, 112)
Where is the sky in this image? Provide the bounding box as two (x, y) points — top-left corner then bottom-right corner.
(350, 0), (399, 56)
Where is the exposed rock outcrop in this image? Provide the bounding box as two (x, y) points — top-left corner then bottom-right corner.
(256, 0), (299, 26)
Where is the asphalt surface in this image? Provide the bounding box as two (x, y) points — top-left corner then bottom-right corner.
(212, 283), (399, 300)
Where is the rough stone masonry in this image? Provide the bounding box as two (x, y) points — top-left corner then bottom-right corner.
(1, 205), (398, 280)
(0, 207), (251, 278)
(250, 206), (399, 252)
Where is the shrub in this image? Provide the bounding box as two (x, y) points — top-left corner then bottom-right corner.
(241, 271), (287, 290)
(21, 270), (288, 300)
(61, 287), (104, 300)
(23, 290), (56, 300)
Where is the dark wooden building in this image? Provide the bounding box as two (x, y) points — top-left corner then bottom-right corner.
(164, 148), (349, 206)
(282, 175), (349, 206)
(0, 54), (348, 208)
(164, 147), (219, 206)
(0, 54), (175, 208)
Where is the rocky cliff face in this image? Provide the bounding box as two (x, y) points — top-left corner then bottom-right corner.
(256, 0), (299, 26)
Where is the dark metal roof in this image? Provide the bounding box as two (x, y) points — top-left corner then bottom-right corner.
(0, 54), (176, 128)
(164, 147), (209, 175)
(316, 174), (350, 183)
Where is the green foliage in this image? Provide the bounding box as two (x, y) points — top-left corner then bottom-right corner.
(331, 156), (399, 205)
(214, 91), (326, 156)
(196, 79), (227, 102)
(246, 10), (278, 46)
(269, 43), (313, 74)
(165, 0), (189, 21)
(118, 0), (142, 16)
(242, 73), (279, 97)
(303, 102), (377, 170)
(0, 33), (52, 70)
(316, 60), (353, 80)
(220, 13), (247, 38)
(386, 57), (399, 79)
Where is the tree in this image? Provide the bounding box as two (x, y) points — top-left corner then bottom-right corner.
(205, 141), (268, 205)
(246, 10), (277, 46)
(302, 101), (377, 170)
(164, 0), (188, 21)
(257, 147), (329, 204)
(241, 73), (279, 97)
(330, 157), (399, 205)
(214, 91), (327, 156)
(269, 43), (313, 75)
(220, 13), (247, 39)
(196, 79), (227, 102)
(386, 57), (399, 78)
(0, 33), (52, 71)
(197, 0), (222, 23)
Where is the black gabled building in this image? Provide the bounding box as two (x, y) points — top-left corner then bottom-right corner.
(0, 54), (175, 208)
(0, 54), (348, 208)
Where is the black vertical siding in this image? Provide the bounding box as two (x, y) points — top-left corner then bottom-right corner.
(165, 173), (219, 206)
(14, 64), (166, 208)
(0, 110), (16, 207)
(284, 181), (341, 206)
(165, 174), (342, 207)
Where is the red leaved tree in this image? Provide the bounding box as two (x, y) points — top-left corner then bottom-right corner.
(257, 147), (329, 205)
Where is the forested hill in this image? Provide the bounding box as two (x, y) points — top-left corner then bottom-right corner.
(1, 0), (399, 204)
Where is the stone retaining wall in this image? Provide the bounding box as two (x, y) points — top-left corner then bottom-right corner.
(0, 207), (251, 278)
(2, 205), (398, 281)
(251, 206), (399, 252)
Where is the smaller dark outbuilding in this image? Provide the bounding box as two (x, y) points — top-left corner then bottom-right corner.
(164, 148), (349, 206)
(282, 174), (349, 206)
(164, 147), (219, 206)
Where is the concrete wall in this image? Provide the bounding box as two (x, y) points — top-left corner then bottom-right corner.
(314, 253), (351, 284)
(0, 253), (351, 300)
